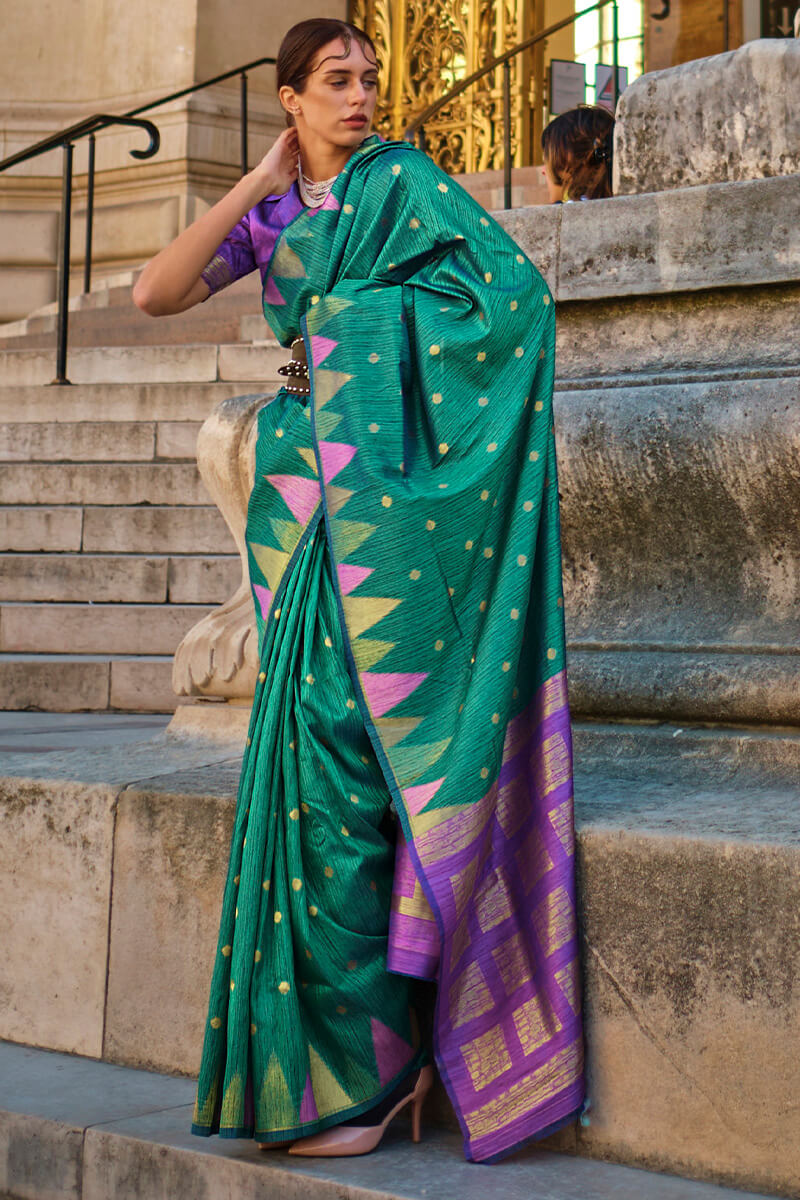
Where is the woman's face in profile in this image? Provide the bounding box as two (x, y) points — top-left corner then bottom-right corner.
(285, 37), (379, 150)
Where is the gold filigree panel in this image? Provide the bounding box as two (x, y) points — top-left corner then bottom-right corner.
(349, 0), (534, 173)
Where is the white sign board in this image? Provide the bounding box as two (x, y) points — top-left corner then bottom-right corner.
(595, 64), (629, 112)
(549, 60), (586, 116)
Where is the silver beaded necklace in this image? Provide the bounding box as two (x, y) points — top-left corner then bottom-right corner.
(297, 158), (339, 208)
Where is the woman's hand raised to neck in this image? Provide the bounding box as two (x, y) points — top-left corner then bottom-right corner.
(278, 35), (378, 183)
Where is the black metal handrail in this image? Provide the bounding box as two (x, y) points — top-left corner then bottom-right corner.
(0, 56), (275, 383)
(404, 0), (619, 210)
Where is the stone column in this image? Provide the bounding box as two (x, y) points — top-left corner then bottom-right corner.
(0, 0), (345, 321)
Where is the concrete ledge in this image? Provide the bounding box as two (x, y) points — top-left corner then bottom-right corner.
(0, 722), (797, 1194)
(0, 1043), (775, 1200)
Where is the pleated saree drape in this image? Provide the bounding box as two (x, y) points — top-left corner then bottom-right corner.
(192, 136), (584, 1163)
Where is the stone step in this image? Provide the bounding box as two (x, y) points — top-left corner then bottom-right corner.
(0, 1042), (774, 1200)
(0, 505), (235, 554)
(239, 312), (275, 341)
(0, 554), (238, 604)
(0, 603), (213, 655)
(81, 505), (236, 554)
(0, 462), (209, 506)
(2, 382), (272, 424)
(0, 653), (176, 711)
(0, 721), (796, 1193)
(0, 341), (284, 386)
(0, 420), (203, 462)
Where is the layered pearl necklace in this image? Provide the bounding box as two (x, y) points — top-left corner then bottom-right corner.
(297, 159), (339, 208)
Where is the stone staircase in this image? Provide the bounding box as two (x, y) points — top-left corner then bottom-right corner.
(0, 271), (282, 712)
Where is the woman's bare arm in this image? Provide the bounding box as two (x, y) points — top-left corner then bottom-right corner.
(133, 127), (299, 317)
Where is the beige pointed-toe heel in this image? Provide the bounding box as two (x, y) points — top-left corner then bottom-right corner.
(288, 1064), (433, 1158)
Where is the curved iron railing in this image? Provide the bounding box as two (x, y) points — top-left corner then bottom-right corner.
(403, 0), (619, 210)
(0, 56), (275, 383)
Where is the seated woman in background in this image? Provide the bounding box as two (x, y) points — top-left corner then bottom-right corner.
(541, 105), (614, 202)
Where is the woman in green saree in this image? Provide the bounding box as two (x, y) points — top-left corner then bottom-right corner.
(134, 18), (583, 1164)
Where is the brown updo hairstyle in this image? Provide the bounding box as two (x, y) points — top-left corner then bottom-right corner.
(276, 19), (379, 126)
(541, 105), (614, 200)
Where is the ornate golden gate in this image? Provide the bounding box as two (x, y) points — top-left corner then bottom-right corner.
(348, 0), (536, 174)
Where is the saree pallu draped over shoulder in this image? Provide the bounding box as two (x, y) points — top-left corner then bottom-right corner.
(193, 136), (584, 1163)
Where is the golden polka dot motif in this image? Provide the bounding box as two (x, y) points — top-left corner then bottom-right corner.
(480, 767), (489, 779)
(502, 661), (511, 672)
(535, 400), (544, 412)
(492, 713), (500, 724)
(547, 647), (557, 660)
(311, 294), (320, 304)
(539, 348), (546, 360)
(530, 450), (539, 462)
(336, 1005), (348, 1015)
(517, 554), (527, 566)
(306, 947), (312, 959)
(409, 217), (421, 229)
(233, 875), (240, 885)
(516, 253), (524, 263)
(510, 300), (518, 311)
(432, 392), (443, 404)
(258, 671), (266, 683)
(510, 608), (520, 620)
(343, 203), (354, 214)
(514, 347), (524, 358)
(289, 808), (299, 821)
(487, 442), (497, 453)
(478, 396), (488, 407)
(448, 586), (455, 596)
(251, 1023), (257, 1034)
(435, 639), (444, 651)
(543, 294), (551, 305)
(305, 673), (314, 685)
(392, 163), (402, 175)
(369, 422), (380, 432)
(309, 905), (318, 917)
(276, 428), (284, 438)
(255, 949), (262, 962)
(274, 608), (281, 620)
(465, 539), (473, 550)
(484, 272), (492, 283)
(210, 1017), (222, 1029)
(479, 600), (487, 612)
(369, 880), (378, 891)
(477, 351), (486, 362)
(381, 495), (392, 507)
(279, 981), (290, 994)
(274, 912), (282, 924)
(246, 737), (251, 747)
(481, 217), (490, 226)
(480, 489), (489, 501)
(263, 880), (270, 891)
(230, 981), (235, 991)
(438, 442), (449, 454)
(301, 802), (310, 813)
(347, 959), (358, 970)
(523, 500), (534, 512)
(324, 635), (332, 649)
(557, 597), (564, 608)
(346, 698), (356, 709)
(438, 182), (448, 192)
(409, 569), (421, 580)
(341, 825), (350, 837)
(292, 878), (303, 892)
(484, 547), (493, 558)
(429, 344), (440, 356)
(324, 866), (334, 878)
(221, 945), (232, 957)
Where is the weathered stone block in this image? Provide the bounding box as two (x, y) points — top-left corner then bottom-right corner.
(0, 382), (261, 425)
(109, 658), (179, 712)
(0, 603), (212, 655)
(615, 40), (800, 195)
(0, 505), (82, 551)
(0, 1109), (83, 1200)
(0, 658), (110, 711)
(0, 777), (117, 1055)
(0, 344), (219, 387)
(103, 781), (236, 1074)
(217, 341), (286, 382)
(0, 554), (167, 603)
(155, 421), (202, 459)
(167, 555), (241, 604)
(82, 505), (235, 554)
(0, 420), (156, 462)
(0, 462), (208, 506)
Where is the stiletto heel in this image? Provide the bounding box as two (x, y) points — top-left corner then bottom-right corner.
(288, 1064), (434, 1157)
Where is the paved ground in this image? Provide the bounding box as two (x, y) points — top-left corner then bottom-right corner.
(0, 1042), (777, 1200)
(0, 711), (171, 754)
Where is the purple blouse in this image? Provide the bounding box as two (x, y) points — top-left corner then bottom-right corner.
(201, 183), (305, 297)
